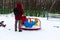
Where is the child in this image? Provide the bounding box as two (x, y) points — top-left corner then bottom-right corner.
(13, 2), (24, 32)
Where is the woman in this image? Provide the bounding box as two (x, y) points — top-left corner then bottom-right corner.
(13, 2), (24, 32)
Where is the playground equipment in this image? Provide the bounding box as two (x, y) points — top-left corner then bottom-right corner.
(21, 17), (41, 30)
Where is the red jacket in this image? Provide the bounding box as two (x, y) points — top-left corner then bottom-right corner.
(15, 2), (24, 20)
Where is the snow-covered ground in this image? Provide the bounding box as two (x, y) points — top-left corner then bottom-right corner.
(0, 13), (60, 40)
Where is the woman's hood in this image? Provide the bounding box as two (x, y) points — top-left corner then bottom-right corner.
(16, 2), (22, 9)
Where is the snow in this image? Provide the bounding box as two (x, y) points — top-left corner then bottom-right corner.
(0, 13), (60, 40)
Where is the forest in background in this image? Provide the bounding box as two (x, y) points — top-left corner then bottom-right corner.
(0, 0), (60, 17)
